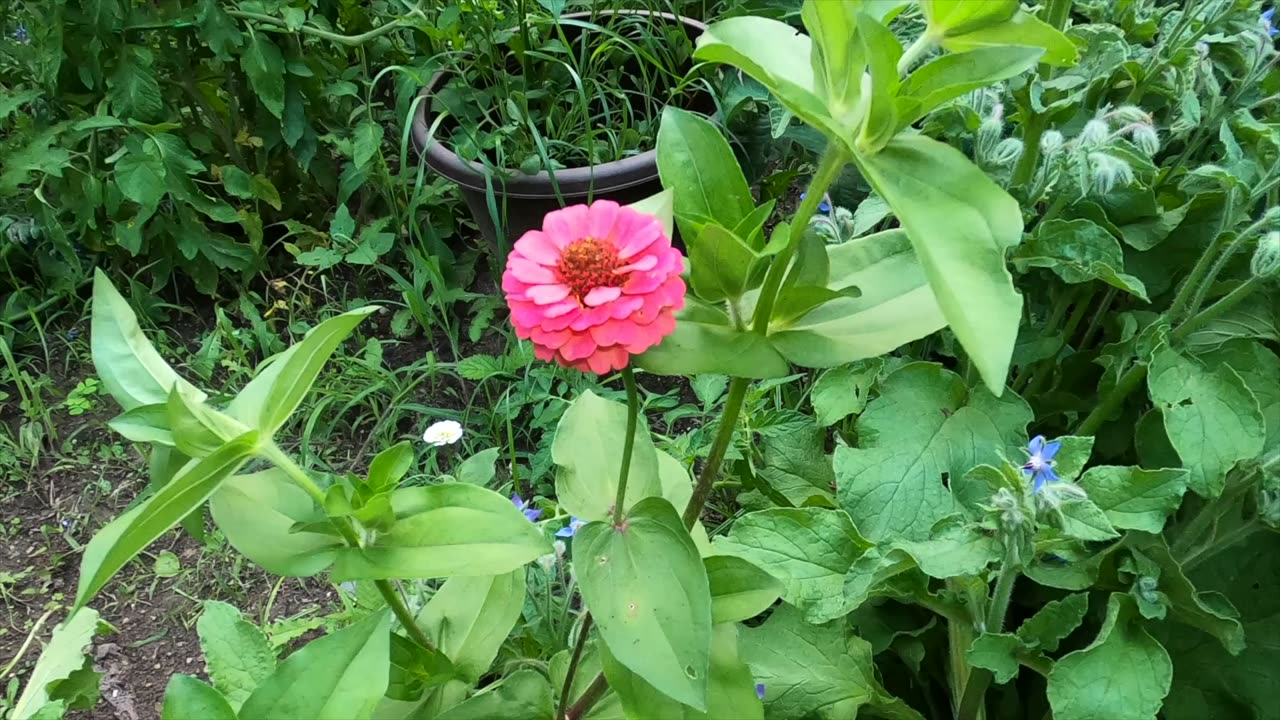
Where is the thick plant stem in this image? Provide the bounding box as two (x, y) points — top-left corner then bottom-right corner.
(263, 444), (437, 653)
(958, 548), (1020, 720)
(897, 34), (935, 76)
(682, 377), (749, 529)
(750, 145), (850, 336)
(565, 675), (609, 720)
(557, 615), (594, 719)
(612, 368), (640, 525)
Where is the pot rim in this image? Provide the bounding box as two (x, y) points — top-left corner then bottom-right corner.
(411, 10), (707, 199)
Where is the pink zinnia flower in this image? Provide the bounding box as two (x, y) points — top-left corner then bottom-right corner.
(502, 200), (686, 375)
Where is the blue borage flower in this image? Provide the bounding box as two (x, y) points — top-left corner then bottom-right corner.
(1023, 435), (1062, 492)
(511, 494), (542, 522)
(14, 24), (29, 43)
(755, 683), (766, 701)
(1263, 7), (1277, 38)
(556, 516), (586, 538)
(799, 191), (831, 214)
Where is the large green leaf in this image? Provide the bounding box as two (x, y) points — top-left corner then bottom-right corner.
(240, 611), (390, 720)
(740, 604), (923, 720)
(1161, 532), (1280, 719)
(237, 307), (378, 435)
(574, 497), (711, 710)
(167, 387), (251, 458)
(1196, 340), (1280, 451)
(1015, 219), (1149, 301)
(834, 362), (1031, 541)
(91, 269), (205, 411)
(240, 32), (285, 118)
(656, 107), (754, 237)
(938, 10), (1079, 66)
(688, 223), (763, 303)
(1147, 346), (1264, 497)
(108, 403), (175, 446)
(107, 47), (163, 121)
(713, 507), (871, 623)
(210, 469), (341, 576)
(417, 570), (526, 681)
(638, 313), (790, 378)
(897, 46), (1044, 128)
(331, 483), (550, 581)
(1077, 466), (1188, 533)
(853, 135), (1023, 393)
(921, 0), (1017, 36)
(1016, 593), (1089, 653)
(196, 600), (277, 710)
(113, 138), (167, 210)
(1047, 594), (1172, 720)
(1125, 535), (1245, 655)
(11, 609), (102, 720)
(551, 390), (663, 522)
(161, 676), (238, 720)
(767, 229), (946, 367)
(434, 670), (554, 720)
(705, 555), (784, 624)
(693, 17), (835, 137)
(600, 624), (763, 720)
(75, 431), (259, 609)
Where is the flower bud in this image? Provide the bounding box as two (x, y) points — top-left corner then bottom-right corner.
(1257, 487), (1280, 530)
(977, 115), (1004, 161)
(1080, 118), (1111, 146)
(991, 138), (1025, 166)
(1040, 130), (1065, 156)
(1129, 123), (1160, 155)
(1251, 231), (1280, 278)
(1088, 152), (1135, 194)
(986, 487), (1027, 530)
(1106, 105), (1152, 125)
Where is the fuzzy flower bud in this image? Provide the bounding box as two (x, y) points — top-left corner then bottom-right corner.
(985, 487), (1027, 530)
(1033, 480), (1089, 516)
(977, 113), (1005, 162)
(1087, 152), (1135, 194)
(1040, 130), (1065, 157)
(1252, 231), (1280, 278)
(991, 138), (1025, 166)
(1105, 105), (1153, 125)
(1128, 123), (1161, 156)
(1080, 118), (1111, 146)
(1258, 487), (1280, 530)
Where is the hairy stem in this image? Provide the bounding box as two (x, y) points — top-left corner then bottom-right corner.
(557, 615), (594, 719)
(957, 548), (1021, 720)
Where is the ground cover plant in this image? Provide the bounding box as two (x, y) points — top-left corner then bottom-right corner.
(3, 0), (1280, 719)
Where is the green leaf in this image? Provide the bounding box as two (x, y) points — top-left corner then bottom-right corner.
(938, 10), (1079, 66)
(161, 676), (238, 720)
(167, 387), (251, 459)
(434, 670), (554, 720)
(834, 362), (1031, 540)
(713, 508), (871, 623)
(889, 518), (1001, 579)
(755, 420), (836, 507)
(353, 120), (384, 167)
(1196, 340), (1280, 450)
(627, 189), (674, 240)
(705, 555), (784, 624)
(239, 307), (379, 435)
(91, 270), (206, 411)
(210, 469), (341, 576)
(1160, 532), (1280, 719)
(898, 46), (1045, 128)
(108, 403), (175, 446)
(740, 604), (923, 720)
(1049, 435), (1095, 481)
(849, 12), (902, 152)
(551, 390), (663, 522)
(1057, 500), (1121, 542)
(966, 633), (1021, 684)
(801, 1), (864, 124)
(241, 33), (286, 118)
(1017, 593), (1088, 653)
(688, 224), (760, 303)
(656, 107), (753, 236)
(1077, 466), (1188, 533)
(1016, 219), (1149, 301)
(921, 0), (1017, 36)
(12, 609), (102, 720)
(768, 230), (946, 367)
(331, 483), (550, 581)
(1047, 594), (1173, 720)
(811, 360), (882, 427)
(197, 0), (244, 62)
(107, 48), (163, 121)
(693, 17), (835, 137)
(367, 442), (414, 492)
(638, 314), (790, 378)
(114, 140), (167, 210)
(417, 570), (526, 681)
(1147, 346), (1265, 497)
(1125, 536), (1245, 655)
(574, 497), (711, 710)
(240, 611), (391, 720)
(75, 432), (259, 609)
(196, 600), (277, 709)
(853, 135), (1023, 392)
(456, 448), (500, 486)
(600, 624), (763, 720)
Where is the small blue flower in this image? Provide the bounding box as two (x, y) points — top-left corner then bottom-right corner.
(66, 329), (79, 341)
(512, 494), (542, 523)
(556, 517), (585, 538)
(1023, 435), (1062, 492)
(800, 191), (831, 214)
(755, 683), (766, 701)
(14, 23), (28, 44)
(1264, 7), (1277, 37)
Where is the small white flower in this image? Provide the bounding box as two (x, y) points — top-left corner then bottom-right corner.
(422, 420), (464, 446)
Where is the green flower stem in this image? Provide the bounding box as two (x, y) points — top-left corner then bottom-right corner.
(262, 443), (437, 653)
(565, 674), (610, 720)
(1075, 274), (1268, 435)
(1172, 192), (1240, 322)
(1171, 451), (1279, 560)
(682, 376), (749, 529)
(1012, 0), (1072, 188)
(897, 34), (936, 76)
(612, 368), (640, 525)
(750, 144), (850, 336)
(557, 615), (594, 719)
(1078, 286), (1119, 351)
(1020, 284), (1095, 396)
(228, 10), (407, 46)
(957, 547), (1021, 720)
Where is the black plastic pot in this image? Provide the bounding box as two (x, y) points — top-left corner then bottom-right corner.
(411, 10), (707, 250)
